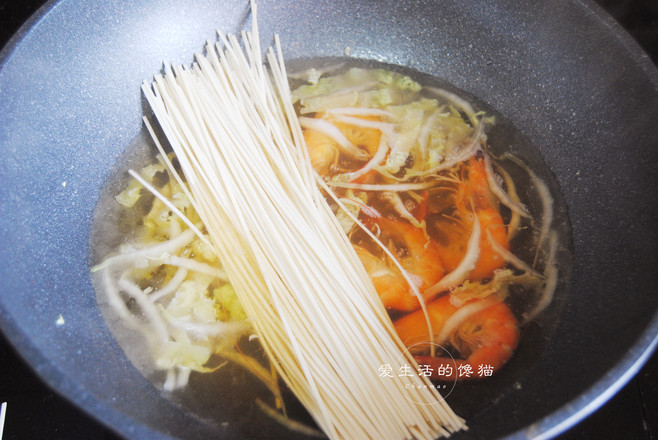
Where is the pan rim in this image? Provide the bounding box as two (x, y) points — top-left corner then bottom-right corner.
(0, 0), (656, 439)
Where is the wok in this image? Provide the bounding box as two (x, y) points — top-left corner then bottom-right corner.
(0, 0), (656, 438)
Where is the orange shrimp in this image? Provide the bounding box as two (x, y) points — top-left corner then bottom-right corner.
(303, 114), (382, 176)
(304, 128), (340, 175)
(394, 295), (519, 380)
(333, 118), (381, 156)
(433, 155), (509, 281)
(355, 218), (444, 311)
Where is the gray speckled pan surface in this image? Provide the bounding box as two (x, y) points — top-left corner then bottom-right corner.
(0, 0), (656, 439)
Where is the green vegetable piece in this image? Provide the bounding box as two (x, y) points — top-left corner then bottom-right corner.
(214, 284), (247, 322)
(115, 179), (143, 208)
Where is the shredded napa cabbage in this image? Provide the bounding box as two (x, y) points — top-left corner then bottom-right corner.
(291, 67), (480, 181)
(448, 269), (544, 307)
(115, 179), (143, 207)
(97, 155), (252, 383)
(214, 284), (248, 322)
(292, 68), (421, 114)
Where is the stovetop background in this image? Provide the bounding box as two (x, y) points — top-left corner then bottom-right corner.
(1, 0), (656, 439)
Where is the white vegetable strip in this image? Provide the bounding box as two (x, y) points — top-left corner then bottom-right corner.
(338, 197), (381, 219)
(149, 268), (189, 303)
(298, 116), (367, 159)
(163, 369), (177, 391)
(437, 297), (500, 346)
(163, 255), (228, 279)
(424, 215), (481, 298)
(327, 180), (436, 191)
(523, 230), (559, 325)
(335, 134), (389, 182)
(0, 402), (6, 440)
(417, 109), (440, 156)
(101, 268), (139, 325)
(175, 368), (191, 389)
(327, 114), (395, 135)
(163, 367), (193, 392)
(482, 154), (531, 219)
(413, 139), (479, 177)
(486, 229), (545, 279)
(91, 228), (196, 272)
(501, 154), (554, 267)
(494, 164), (523, 240)
(118, 277), (170, 344)
(426, 87), (477, 124)
(381, 191), (425, 230)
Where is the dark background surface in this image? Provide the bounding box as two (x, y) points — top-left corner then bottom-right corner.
(0, 0), (656, 439)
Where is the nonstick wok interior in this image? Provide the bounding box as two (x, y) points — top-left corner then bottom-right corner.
(0, 0), (656, 439)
